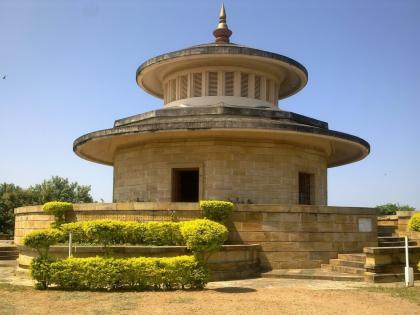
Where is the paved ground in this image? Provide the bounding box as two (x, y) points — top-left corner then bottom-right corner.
(1, 265), (419, 315)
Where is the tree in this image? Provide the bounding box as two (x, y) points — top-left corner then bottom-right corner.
(0, 176), (93, 235)
(376, 203), (415, 216)
(0, 184), (31, 235)
(27, 176), (93, 204)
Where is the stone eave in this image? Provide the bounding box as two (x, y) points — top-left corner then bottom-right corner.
(73, 107), (370, 168)
(135, 43), (308, 100)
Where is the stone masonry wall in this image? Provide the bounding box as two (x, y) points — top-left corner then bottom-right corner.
(15, 203), (377, 270)
(113, 139), (328, 205)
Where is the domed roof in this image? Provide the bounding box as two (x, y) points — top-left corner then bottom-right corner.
(136, 5), (308, 101)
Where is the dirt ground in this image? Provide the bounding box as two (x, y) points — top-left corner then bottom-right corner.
(1, 280), (420, 315)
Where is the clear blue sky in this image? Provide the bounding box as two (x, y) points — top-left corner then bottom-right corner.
(1, 0), (419, 209)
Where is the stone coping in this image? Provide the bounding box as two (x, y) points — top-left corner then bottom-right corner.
(114, 105), (329, 129)
(377, 215), (398, 220)
(15, 203), (377, 215)
(364, 246), (420, 254)
(18, 244), (260, 254)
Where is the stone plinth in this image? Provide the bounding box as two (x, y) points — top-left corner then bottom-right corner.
(15, 202), (377, 270)
(364, 246), (420, 283)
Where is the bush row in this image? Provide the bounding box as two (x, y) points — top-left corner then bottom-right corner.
(31, 255), (208, 290)
(23, 219), (228, 254)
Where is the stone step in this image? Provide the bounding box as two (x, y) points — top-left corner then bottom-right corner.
(0, 255), (19, 260)
(377, 236), (406, 242)
(320, 264), (331, 271)
(337, 253), (366, 263)
(0, 259), (17, 267)
(379, 241), (417, 247)
(0, 240), (14, 244)
(328, 265), (365, 276)
(261, 269), (364, 282)
(329, 259), (364, 269)
(365, 272), (420, 283)
(0, 246), (18, 252)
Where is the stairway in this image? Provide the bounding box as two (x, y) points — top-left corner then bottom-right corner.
(321, 253), (365, 276)
(261, 268), (364, 282)
(0, 241), (18, 267)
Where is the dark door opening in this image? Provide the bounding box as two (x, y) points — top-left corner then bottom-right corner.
(172, 168), (199, 202)
(298, 172), (313, 205)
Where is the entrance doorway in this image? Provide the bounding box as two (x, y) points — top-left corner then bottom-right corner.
(171, 168), (199, 202)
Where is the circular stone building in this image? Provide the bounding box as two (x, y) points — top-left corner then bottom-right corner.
(74, 6), (369, 205)
(15, 6), (377, 275)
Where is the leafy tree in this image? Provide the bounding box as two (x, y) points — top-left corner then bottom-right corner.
(0, 176), (93, 235)
(376, 203), (415, 215)
(0, 184), (31, 235)
(27, 176), (93, 204)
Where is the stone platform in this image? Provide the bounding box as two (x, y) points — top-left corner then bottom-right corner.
(15, 202), (378, 270)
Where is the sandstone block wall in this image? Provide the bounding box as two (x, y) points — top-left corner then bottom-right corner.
(227, 204), (377, 269)
(113, 139), (328, 205)
(15, 203), (377, 270)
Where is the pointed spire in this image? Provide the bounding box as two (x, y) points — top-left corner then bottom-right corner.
(213, 4), (232, 43)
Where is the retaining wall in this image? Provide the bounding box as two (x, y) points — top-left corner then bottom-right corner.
(15, 202), (377, 270)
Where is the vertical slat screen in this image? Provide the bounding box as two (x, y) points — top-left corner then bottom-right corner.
(240, 73), (249, 97)
(224, 72), (234, 96)
(254, 75), (261, 99)
(208, 72), (218, 96)
(192, 73), (202, 97)
(180, 75), (188, 99)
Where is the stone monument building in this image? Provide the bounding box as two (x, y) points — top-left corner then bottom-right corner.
(16, 6), (378, 274)
(73, 5), (369, 205)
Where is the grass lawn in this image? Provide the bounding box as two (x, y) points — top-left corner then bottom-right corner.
(359, 285), (420, 306)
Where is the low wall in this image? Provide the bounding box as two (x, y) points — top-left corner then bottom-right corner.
(15, 202), (378, 270)
(18, 244), (260, 281)
(364, 246), (420, 283)
(377, 215), (398, 236)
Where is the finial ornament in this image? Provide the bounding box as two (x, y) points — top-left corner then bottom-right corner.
(213, 4), (232, 43)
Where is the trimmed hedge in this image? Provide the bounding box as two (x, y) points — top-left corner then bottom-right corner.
(43, 201), (73, 228)
(31, 255), (208, 290)
(24, 219), (227, 253)
(200, 200), (234, 223)
(408, 212), (420, 232)
(180, 219), (228, 253)
(23, 229), (64, 257)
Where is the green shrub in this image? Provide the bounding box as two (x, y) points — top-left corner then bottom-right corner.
(180, 219), (228, 253)
(60, 220), (183, 246)
(43, 201), (73, 227)
(60, 221), (89, 243)
(30, 255), (208, 290)
(30, 256), (56, 289)
(408, 213), (420, 232)
(200, 200), (234, 223)
(23, 229), (64, 257)
(84, 220), (127, 246)
(143, 222), (183, 246)
(376, 203), (415, 216)
(122, 221), (146, 245)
